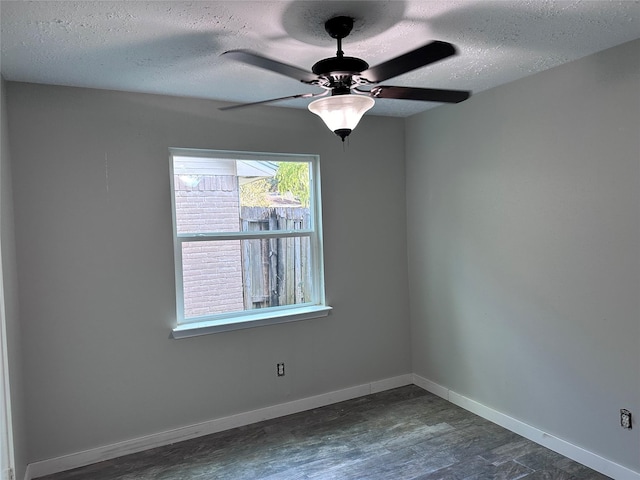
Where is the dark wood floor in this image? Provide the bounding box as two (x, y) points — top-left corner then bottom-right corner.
(38, 385), (610, 479)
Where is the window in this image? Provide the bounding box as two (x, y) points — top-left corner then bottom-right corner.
(169, 148), (330, 338)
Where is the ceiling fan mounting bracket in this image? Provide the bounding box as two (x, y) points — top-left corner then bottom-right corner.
(324, 16), (355, 40)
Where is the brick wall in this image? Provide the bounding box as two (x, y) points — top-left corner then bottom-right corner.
(174, 175), (245, 318)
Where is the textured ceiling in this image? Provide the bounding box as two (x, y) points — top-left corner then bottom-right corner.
(1, 0), (639, 117)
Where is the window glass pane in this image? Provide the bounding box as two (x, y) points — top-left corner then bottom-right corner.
(173, 157), (311, 234)
(182, 240), (245, 318)
(181, 237), (313, 320)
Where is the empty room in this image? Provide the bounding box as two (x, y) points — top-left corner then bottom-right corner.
(0, 1), (639, 479)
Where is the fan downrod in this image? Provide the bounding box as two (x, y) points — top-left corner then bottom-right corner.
(312, 16), (369, 76)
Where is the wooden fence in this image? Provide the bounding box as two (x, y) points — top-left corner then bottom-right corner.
(241, 207), (311, 310)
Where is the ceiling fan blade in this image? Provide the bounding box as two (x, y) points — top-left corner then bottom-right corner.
(219, 92), (324, 111)
(361, 41), (457, 84)
(369, 85), (470, 103)
(222, 49), (318, 84)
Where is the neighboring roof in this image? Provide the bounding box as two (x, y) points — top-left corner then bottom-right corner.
(173, 156), (278, 180)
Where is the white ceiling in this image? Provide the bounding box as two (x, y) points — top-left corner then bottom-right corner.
(1, 0), (639, 117)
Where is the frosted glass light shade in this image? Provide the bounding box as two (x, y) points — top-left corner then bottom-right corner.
(308, 94), (375, 138)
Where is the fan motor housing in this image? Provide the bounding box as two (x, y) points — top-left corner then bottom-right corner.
(312, 56), (369, 76)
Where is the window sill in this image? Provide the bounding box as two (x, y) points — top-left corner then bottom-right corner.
(171, 305), (333, 339)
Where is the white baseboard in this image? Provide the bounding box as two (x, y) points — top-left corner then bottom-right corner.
(412, 374), (640, 480)
(411, 373), (449, 400)
(25, 374), (639, 480)
(24, 374), (412, 480)
(371, 373), (413, 394)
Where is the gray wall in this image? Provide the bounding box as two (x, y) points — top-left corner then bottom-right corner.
(1, 77), (26, 480)
(5, 82), (411, 462)
(6, 38), (639, 473)
(406, 39), (640, 472)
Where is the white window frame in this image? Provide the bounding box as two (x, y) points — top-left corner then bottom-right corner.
(169, 148), (331, 338)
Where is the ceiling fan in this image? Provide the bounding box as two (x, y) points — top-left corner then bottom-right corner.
(221, 16), (471, 141)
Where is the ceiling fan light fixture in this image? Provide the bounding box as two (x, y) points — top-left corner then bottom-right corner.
(308, 94), (375, 141)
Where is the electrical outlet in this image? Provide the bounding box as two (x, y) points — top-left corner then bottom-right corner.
(620, 409), (632, 429)
(277, 363), (285, 377)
